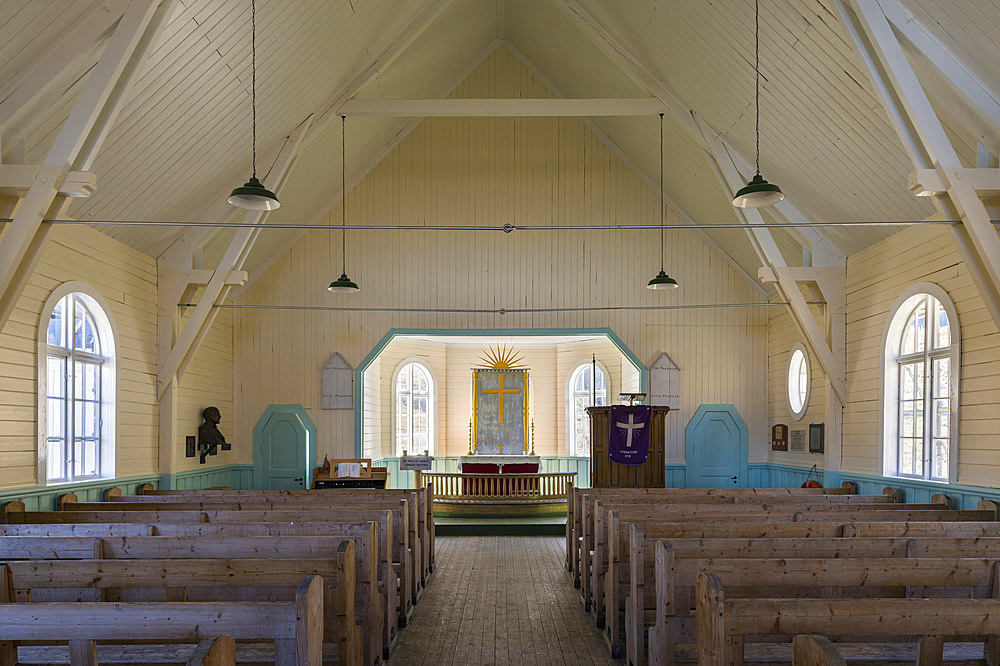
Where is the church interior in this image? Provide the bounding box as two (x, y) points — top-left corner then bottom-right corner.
(2, 0), (1000, 663)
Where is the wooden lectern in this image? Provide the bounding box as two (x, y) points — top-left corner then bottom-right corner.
(587, 406), (668, 488)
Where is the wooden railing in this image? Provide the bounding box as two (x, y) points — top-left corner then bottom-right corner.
(418, 472), (575, 501)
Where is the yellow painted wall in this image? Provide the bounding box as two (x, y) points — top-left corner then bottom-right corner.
(842, 225), (1000, 486)
(232, 48), (769, 466)
(0, 226), (158, 490)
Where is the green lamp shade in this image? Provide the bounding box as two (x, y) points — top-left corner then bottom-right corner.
(228, 176), (280, 210)
(328, 273), (360, 293)
(732, 173), (784, 208)
(647, 270), (678, 290)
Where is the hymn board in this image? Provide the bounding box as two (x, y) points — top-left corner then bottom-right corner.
(472, 345), (529, 455)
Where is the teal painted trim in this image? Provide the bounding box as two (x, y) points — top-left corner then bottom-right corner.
(253, 404), (317, 489)
(838, 470), (1000, 509)
(0, 473), (161, 512)
(354, 327), (648, 457)
(665, 463), (686, 488)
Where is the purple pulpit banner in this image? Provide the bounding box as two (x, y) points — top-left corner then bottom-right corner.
(608, 405), (652, 465)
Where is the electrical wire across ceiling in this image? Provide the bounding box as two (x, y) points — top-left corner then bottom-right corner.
(19, 218), (985, 231)
(177, 301), (826, 314)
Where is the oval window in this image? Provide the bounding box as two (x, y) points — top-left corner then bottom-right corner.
(787, 344), (809, 419)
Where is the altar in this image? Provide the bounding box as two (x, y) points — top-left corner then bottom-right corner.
(458, 455), (541, 474)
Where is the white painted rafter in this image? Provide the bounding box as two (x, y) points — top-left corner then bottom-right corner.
(837, 0), (1000, 334)
(0, 0), (131, 131)
(0, 0), (173, 335)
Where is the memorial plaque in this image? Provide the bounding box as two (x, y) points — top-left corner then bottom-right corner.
(322, 353), (354, 409)
(648, 353), (680, 410)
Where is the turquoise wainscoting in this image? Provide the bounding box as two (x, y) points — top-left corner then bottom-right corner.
(665, 464), (686, 487)
(0, 464), (258, 511)
(373, 455), (591, 489)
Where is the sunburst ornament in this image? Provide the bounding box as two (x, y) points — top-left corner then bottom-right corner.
(477, 344), (526, 369)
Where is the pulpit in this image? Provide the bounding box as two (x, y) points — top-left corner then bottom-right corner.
(587, 406), (668, 487)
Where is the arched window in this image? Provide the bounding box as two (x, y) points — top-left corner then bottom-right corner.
(568, 362), (608, 456)
(880, 285), (959, 482)
(786, 343), (810, 420)
(39, 286), (117, 483)
(394, 361), (434, 456)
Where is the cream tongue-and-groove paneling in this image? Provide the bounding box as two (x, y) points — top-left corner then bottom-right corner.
(233, 48), (768, 466)
(843, 224), (1000, 487)
(0, 225), (158, 490)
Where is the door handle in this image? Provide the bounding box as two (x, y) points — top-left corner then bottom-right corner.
(293, 477), (303, 482)
(731, 475), (738, 485)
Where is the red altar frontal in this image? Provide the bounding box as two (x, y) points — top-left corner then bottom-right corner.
(458, 455), (541, 493)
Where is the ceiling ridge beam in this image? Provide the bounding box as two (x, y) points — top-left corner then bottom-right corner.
(339, 97), (665, 117)
(552, 0), (844, 257)
(502, 39), (767, 298)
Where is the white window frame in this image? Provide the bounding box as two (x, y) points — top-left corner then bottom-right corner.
(37, 282), (118, 485)
(878, 283), (959, 483)
(786, 342), (811, 421)
(392, 359), (436, 456)
(566, 360), (610, 457)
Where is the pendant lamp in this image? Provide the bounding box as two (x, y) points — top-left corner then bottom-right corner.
(228, 0), (280, 211)
(732, 0), (784, 209)
(648, 113), (678, 290)
(329, 115), (360, 293)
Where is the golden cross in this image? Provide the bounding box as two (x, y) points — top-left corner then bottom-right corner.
(482, 372), (520, 424)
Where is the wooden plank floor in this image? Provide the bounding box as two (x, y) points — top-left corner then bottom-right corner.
(388, 536), (616, 665)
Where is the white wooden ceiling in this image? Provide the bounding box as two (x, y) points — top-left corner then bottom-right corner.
(2, 0), (992, 285)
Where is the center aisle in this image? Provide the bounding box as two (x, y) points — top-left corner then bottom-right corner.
(387, 536), (617, 665)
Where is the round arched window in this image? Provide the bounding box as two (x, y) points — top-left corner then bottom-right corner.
(786, 343), (810, 420)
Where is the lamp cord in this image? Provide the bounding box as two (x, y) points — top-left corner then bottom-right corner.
(250, 0), (257, 178)
(754, 0), (760, 177)
(659, 112), (664, 272)
(341, 115), (347, 274)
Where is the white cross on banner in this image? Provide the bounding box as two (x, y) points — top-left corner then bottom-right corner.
(609, 405), (652, 465)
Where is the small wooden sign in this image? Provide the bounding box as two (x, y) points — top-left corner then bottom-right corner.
(399, 456), (433, 471)
(771, 424), (788, 451)
(321, 353), (354, 409)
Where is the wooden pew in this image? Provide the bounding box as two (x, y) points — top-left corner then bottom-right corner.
(0, 534), (383, 666)
(188, 636), (236, 666)
(7, 505), (412, 635)
(0, 575), (323, 666)
(601, 510), (997, 661)
(792, 635), (845, 666)
(644, 542), (1000, 666)
(0, 546), (362, 665)
(54, 499), (423, 613)
(132, 487), (436, 576)
(588, 500), (990, 630)
(565, 485), (865, 575)
(695, 570), (1000, 666)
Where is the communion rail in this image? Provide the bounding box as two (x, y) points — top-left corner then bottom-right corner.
(419, 472), (575, 500)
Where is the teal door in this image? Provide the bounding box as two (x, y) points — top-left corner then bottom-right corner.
(253, 404), (317, 489)
(685, 404), (748, 488)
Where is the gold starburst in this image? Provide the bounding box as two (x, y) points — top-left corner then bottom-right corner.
(477, 343), (526, 369)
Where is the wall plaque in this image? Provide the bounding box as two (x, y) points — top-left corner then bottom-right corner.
(321, 353), (354, 409)
(400, 456), (433, 471)
(648, 353), (680, 410)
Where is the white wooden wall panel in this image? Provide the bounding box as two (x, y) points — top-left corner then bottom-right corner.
(843, 225), (1000, 486)
(0, 225), (157, 490)
(174, 308), (235, 471)
(766, 288), (828, 467)
(233, 50), (768, 467)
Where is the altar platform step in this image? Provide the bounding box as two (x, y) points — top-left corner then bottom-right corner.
(434, 515), (565, 536)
